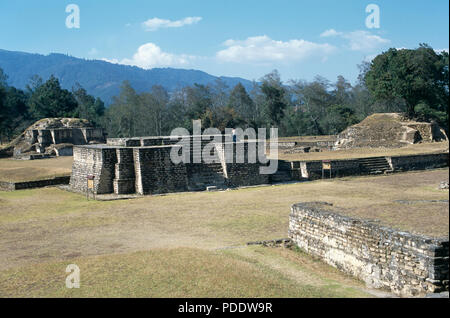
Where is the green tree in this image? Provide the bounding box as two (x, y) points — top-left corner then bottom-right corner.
(0, 69), (8, 142)
(28, 75), (78, 119)
(72, 83), (105, 126)
(290, 76), (333, 135)
(183, 84), (213, 131)
(0, 69), (31, 141)
(260, 70), (288, 127)
(104, 81), (139, 137)
(324, 105), (358, 134)
(228, 83), (254, 125)
(364, 44), (449, 131)
(150, 85), (169, 135)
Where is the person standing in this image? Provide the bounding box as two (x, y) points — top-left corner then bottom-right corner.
(232, 128), (237, 142)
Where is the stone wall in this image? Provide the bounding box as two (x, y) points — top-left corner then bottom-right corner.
(295, 159), (361, 180)
(70, 145), (117, 194)
(70, 138), (270, 195)
(107, 135), (226, 148)
(388, 153), (449, 172)
(133, 146), (188, 195)
(114, 148), (136, 194)
(289, 202), (449, 296)
(223, 141), (270, 187)
(0, 176), (70, 191)
(27, 128), (104, 146)
(19, 127), (105, 157)
(292, 153), (449, 181)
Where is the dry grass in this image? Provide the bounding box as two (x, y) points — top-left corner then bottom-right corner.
(0, 167), (447, 297)
(0, 157), (73, 182)
(270, 141), (449, 161)
(275, 136), (337, 142)
(0, 247), (370, 298)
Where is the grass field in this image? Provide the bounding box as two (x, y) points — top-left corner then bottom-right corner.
(271, 141), (449, 161)
(0, 157), (73, 182)
(0, 168), (448, 297)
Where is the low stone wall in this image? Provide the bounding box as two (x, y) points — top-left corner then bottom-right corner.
(292, 153), (449, 180)
(295, 159), (361, 180)
(0, 176), (71, 191)
(388, 153), (449, 171)
(289, 202), (449, 296)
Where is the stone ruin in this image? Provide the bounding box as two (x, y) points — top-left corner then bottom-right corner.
(70, 135), (270, 195)
(289, 202), (449, 296)
(334, 113), (448, 150)
(0, 118), (105, 159)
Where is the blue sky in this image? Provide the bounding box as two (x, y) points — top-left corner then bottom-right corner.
(0, 0), (448, 84)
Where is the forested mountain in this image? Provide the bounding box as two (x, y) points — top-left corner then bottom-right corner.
(1, 44), (447, 142)
(0, 49), (253, 105)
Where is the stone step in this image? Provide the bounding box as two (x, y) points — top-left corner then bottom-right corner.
(358, 157), (391, 174)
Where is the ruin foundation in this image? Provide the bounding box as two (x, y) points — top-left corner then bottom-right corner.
(70, 135), (271, 195)
(289, 202), (449, 296)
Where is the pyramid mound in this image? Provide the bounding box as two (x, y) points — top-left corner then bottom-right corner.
(334, 113), (448, 149)
(27, 118), (93, 130)
(0, 118), (105, 158)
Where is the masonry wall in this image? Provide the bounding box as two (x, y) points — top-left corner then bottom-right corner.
(388, 153), (449, 172)
(295, 159), (361, 180)
(107, 135), (226, 148)
(224, 141), (270, 187)
(133, 146), (188, 195)
(289, 202), (449, 296)
(113, 148), (135, 194)
(0, 176), (70, 191)
(70, 146), (117, 194)
(30, 128), (105, 146)
(293, 153), (449, 181)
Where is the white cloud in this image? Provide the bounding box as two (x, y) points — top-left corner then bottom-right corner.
(435, 48), (449, 54)
(101, 57), (119, 64)
(102, 43), (195, 69)
(216, 35), (336, 64)
(320, 29), (390, 52)
(320, 29), (342, 37)
(142, 16), (202, 31)
(344, 31), (390, 51)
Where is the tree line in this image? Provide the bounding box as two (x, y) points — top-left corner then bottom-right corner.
(0, 72), (105, 143)
(0, 44), (448, 143)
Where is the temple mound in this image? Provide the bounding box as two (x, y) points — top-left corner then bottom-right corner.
(334, 113), (448, 150)
(0, 118), (105, 159)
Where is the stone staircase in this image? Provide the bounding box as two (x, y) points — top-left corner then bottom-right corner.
(188, 162), (226, 191)
(269, 160), (293, 183)
(358, 157), (393, 175)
